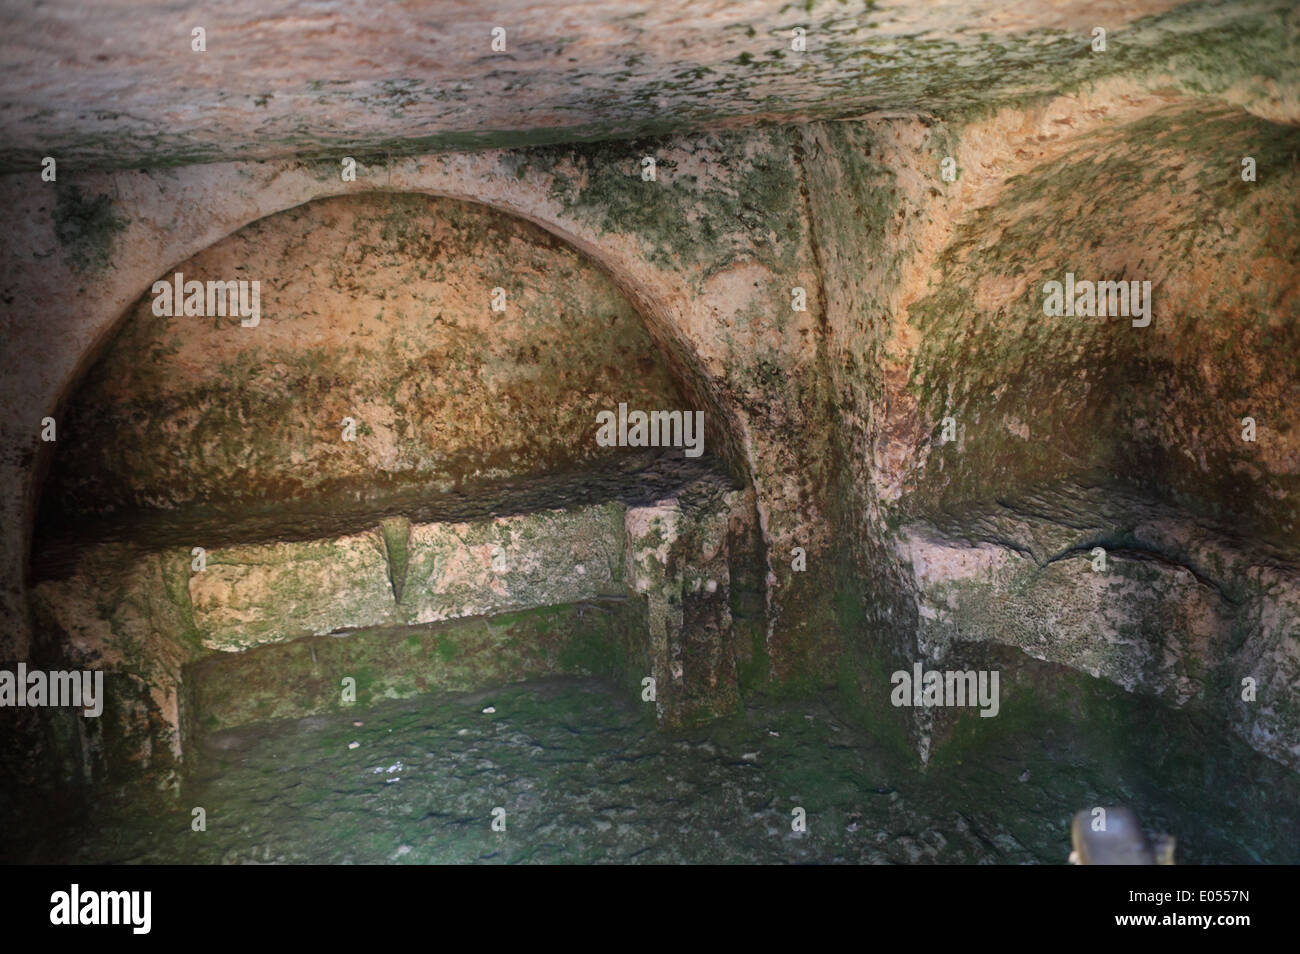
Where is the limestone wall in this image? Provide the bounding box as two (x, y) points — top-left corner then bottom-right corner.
(2, 82), (1297, 791)
(39, 194), (690, 520)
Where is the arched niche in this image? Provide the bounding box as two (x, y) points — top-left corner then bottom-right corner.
(26, 191), (760, 794)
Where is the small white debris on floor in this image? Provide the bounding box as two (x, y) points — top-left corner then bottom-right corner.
(483, 706), (496, 714)
(348, 741), (360, 749)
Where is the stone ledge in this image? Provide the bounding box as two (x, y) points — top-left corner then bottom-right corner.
(894, 482), (1300, 771)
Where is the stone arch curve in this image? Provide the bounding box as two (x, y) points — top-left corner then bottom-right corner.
(9, 154), (764, 668)
(22, 170), (774, 790)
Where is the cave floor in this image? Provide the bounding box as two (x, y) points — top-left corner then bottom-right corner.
(39, 675), (1300, 865)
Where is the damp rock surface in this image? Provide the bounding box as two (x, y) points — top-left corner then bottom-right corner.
(42, 676), (1300, 865)
(896, 480), (1300, 771)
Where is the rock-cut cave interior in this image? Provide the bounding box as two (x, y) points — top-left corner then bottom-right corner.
(1, 0), (1298, 875)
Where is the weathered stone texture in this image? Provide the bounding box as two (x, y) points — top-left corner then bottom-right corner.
(2, 9), (1297, 796)
(5, 0), (1296, 170)
(895, 485), (1300, 769)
